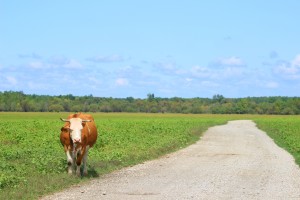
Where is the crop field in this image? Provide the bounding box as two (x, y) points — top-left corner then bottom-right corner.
(0, 113), (300, 199)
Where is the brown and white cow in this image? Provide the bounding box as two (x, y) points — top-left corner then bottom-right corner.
(60, 113), (98, 176)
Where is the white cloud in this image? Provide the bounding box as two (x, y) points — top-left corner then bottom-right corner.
(116, 65), (137, 77)
(223, 66), (245, 78)
(201, 80), (220, 87)
(64, 59), (83, 69)
(154, 62), (186, 76)
(88, 77), (101, 85)
(190, 63), (246, 81)
(185, 78), (193, 82)
(275, 63), (298, 74)
(45, 56), (82, 69)
(182, 78), (193, 87)
(218, 56), (244, 66)
(3, 51), (299, 97)
(115, 78), (129, 86)
(274, 57), (300, 80)
(191, 66), (211, 78)
(191, 56), (248, 83)
(292, 54), (300, 67)
(265, 81), (279, 88)
(29, 61), (44, 69)
(6, 76), (17, 85)
(157, 62), (176, 71)
(27, 56), (83, 69)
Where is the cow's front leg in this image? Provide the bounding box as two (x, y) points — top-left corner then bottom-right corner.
(82, 146), (90, 176)
(66, 150), (74, 174)
(65, 145), (74, 174)
(76, 147), (86, 176)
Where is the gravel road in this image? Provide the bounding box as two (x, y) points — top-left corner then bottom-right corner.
(42, 120), (300, 199)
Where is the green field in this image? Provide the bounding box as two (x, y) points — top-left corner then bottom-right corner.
(0, 113), (300, 199)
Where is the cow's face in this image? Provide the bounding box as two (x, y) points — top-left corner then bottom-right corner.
(69, 118), (83, 144)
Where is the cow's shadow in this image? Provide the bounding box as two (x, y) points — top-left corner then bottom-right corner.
(86, 167), (99, 178)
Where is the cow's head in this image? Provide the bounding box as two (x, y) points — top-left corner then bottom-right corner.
(60, 118), (91, 144)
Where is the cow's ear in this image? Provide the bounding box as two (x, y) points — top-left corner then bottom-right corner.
(61, 127), (69, 132)
(81, 119), (90, 126)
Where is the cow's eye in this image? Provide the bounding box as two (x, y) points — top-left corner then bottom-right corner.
(69, 129), (73, 132)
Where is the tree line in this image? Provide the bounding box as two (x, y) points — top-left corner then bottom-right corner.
(0, 91), (300, 115)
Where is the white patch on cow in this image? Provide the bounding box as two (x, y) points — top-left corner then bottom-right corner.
(69, 118), (83, 143)
(67, 150), (72, 162)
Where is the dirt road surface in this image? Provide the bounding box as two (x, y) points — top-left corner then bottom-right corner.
(42, 120), (300, 199)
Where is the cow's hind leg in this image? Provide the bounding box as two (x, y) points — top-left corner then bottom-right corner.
(82, 146), (90, 176)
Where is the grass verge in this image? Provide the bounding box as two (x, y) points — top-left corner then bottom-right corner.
(253, 115), (300, 165)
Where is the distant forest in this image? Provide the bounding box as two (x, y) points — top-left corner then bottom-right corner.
(1, 91), (300, 115)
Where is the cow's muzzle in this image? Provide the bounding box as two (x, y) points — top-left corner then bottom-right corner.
(73, 138), (81, 143)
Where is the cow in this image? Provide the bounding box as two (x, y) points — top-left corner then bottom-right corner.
(60, 113), (98, 176)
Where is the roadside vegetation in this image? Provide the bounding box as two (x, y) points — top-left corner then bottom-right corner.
(253, 116), (300, 164)
(0, 113), (300, 199)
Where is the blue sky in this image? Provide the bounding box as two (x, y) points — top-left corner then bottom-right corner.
(1, 1), (300, 98)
